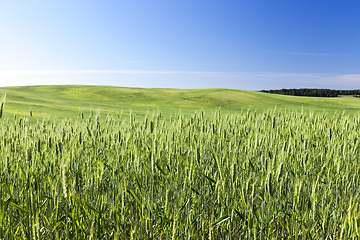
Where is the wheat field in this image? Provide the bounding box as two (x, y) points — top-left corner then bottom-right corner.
(1, 109), (360, 239)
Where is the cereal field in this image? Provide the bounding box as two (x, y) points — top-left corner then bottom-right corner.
(1, 109), (360, 239)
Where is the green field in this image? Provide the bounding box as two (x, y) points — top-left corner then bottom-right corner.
(1, 85), (360, 239)
(0, 85), (360, 121)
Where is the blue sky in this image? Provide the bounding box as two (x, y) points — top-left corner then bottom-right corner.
(0, 1), (359, 90)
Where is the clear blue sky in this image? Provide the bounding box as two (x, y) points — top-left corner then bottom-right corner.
(0, 1), (359, 90)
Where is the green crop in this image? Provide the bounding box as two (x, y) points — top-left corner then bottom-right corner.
(1, 109), (360, 239)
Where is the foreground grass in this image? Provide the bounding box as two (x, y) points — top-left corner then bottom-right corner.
(1, 110), (360, 239)
(1, 85), (360, 123)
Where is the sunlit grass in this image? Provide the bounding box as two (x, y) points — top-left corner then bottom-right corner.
(1, 85), (360, 123)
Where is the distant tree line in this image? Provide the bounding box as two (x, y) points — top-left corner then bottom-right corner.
(260, 89), (360, 97)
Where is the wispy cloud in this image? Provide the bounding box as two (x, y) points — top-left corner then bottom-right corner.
(192, 63), (257, 67)
(114, 60), (151, 63)
(254, 72), (330, 78)
(320, 74), (360, 87)
(0, 70), (359, 89)
(253, 72), (360, 88)
(267, 51), (345, 56)
(0, 70), (243, 75)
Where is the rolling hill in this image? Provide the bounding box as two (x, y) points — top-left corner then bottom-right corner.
(0, 85), (360, 121)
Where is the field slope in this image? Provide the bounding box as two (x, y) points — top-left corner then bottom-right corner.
(2, 85), (360, 238)
(0, 85), (360, 120)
